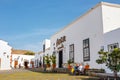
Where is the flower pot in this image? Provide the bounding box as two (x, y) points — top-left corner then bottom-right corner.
(68, 64), (72, 70)
(47, 64), (50, 68)
(52, 64), (56, 69)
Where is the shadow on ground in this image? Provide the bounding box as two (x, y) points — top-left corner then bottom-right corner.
(26, 68), (100, 80)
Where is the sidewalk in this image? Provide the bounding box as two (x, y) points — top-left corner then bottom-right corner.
(95, 73), (120, 77)
(0, 68), (30, 74)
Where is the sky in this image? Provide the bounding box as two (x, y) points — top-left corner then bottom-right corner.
(0, 0), (120, 52)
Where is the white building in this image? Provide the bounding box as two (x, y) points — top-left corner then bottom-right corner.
(11, 49), (35, 68)
(0, 40), (12, 70)
(34, 39), (51, 67)
(50, 2), (120, 73)
(43, 39), (50, 53)
(103, 28), (120, 73)
(34, 51), (43, 67)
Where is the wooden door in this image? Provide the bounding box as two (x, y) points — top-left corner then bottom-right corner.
(14, 60), (18, 68)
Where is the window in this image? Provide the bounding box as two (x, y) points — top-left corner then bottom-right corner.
(52, 51), (56, 55)
(7, 55), (9, 59)
(43, 44), (45, 52)
(108, 43), (119, 52)
(83, 38), (90, 61)
(3, 52), (6, 56)
(69, 44), (74, 62)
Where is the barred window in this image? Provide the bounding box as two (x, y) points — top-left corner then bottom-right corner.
(83, 38), (90, 61)
(69, 44), (74, 62)
(108, 43), (119, 52)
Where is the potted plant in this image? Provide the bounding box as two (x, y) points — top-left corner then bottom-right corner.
(44, 54), (51, 68)
(67, 59), (73, 70)
(50, 54), (56, 69)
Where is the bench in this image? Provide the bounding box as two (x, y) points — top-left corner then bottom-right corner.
(86, 69), (105, 75)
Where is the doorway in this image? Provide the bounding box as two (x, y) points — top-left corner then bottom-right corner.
(59, 50), (63, 68)
(24, 61), (29, 69)
(14, 60), (18, 68)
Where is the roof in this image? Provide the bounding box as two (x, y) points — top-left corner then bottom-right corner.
(38, 51), (43, 54)
(11, 49), (33, 55)
(51, 2), (120, 38)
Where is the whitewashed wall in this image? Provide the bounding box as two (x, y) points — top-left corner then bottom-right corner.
(50, 2), (120, 72)
(104, 29), (120, 48)
(11, 54), (35, 68)
(102, 3), (120, 33)
(34, 39), (51, 67)
(34, 48), (51, 67)
(0, 40), (12, 70)
(51, 4), (104, 68)
(43, 39), (50, 50)
(101, 3), (120, 73)
(103, 28), (120, 73)
(34, 52), (43, 67)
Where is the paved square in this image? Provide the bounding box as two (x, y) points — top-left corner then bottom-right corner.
(0, 69), (98, 80)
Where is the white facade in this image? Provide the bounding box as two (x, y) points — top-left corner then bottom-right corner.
(50, 2), (120, 73)
(11, 54), (35, 68)
(43, 39), (50, 52)
(102, 3), (120, 33)
(34, 48), (52, 67)
(34, 48), (51, 67)
(34, 52), (43, 67)
(0, 40), (12, 70)
(34, 39), (51, 67)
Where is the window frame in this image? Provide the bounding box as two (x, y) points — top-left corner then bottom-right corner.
(108, 43), (119, 52)
(69, 44), (74, 63)
(83, 38), (90, 61)
(43, 44), (45, 52)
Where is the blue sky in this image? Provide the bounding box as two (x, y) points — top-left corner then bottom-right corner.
(0, 0), (120, 52)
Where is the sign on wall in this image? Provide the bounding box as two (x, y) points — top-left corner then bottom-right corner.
(56, 36), (66, 47)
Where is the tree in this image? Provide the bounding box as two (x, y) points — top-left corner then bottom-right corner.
(67, 59), (73, 65)
(96, 48), (120, 79)
(44, 54), (51, 67)
(50, 54), (56, 69)
(50, 54), (56, 64)
(67, 59), (73, 70)
(24, 51), (35, 55)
